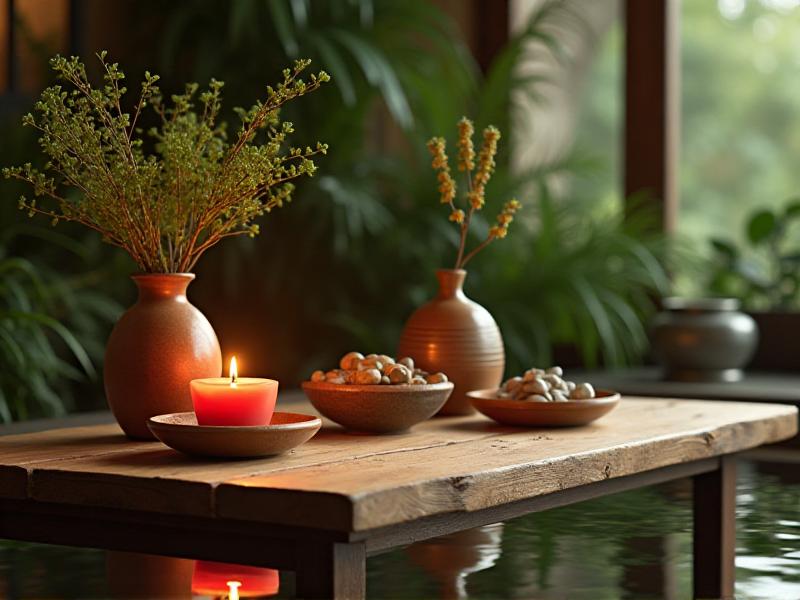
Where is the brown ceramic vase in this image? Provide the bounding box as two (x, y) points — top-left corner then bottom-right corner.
(398, 269), (505, 415)
(104, 274), (222, 439)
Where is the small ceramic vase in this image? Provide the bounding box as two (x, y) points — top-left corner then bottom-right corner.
(651, 297), (758, 382)
(104, 273), (222, 439)
(399, 269), (505, 415)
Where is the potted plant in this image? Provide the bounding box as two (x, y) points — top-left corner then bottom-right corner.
(3, 52), (329, 437)
(399, 117), (521, 415)
(706, 200), (800, 371)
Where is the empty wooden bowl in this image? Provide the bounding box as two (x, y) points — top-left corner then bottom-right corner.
(147, 411), (321, 458)
(301, 381), (454, 433)
(467, 389), (621, 427)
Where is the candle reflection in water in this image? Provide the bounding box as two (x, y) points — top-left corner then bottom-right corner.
(191, 560), (279, 598)
(105, 552), (279, 599)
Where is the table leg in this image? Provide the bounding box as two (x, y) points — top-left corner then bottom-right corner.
(693, 456), (736, 600)
(295, 541), (366, 599)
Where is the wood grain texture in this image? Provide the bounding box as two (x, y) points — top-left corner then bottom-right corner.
(217, 399), (797, 531)
(1, 397), (795, 533)
(0, 423), (142, 500)
(16, 413), (501, 515)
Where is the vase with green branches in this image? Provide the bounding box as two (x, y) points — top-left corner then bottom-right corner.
(3, 52), (329, 437)
(399, 117), (520, 415)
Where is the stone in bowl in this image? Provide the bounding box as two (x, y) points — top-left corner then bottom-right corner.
(301, 381), (454, 434)
(467, 389), (620, 427)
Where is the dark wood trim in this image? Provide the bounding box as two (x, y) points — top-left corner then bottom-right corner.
(6, 0), (17, 93)
(0, 498), (350, 571)
(295, 542), (366, 600)
(693, 456), (736, 600)
(475, 0), (510, 74)
(68, 0), (87, 58)
(356, 457), (719, 554)
(623, 0), (679, 232)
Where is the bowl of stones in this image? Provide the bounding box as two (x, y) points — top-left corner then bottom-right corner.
(301, 352), (454, 434)
(467, 366), (620, 427)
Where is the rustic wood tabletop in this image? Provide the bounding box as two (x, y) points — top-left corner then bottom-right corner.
(0, 392), (796, 599)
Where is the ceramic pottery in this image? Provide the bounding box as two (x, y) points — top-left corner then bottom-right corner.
(651, 297), (758, 382)
(148, 412), (321, 458)
(301, 381), (453, 434)
(468, 389), (620, 427)
(399, 269), (505, 415)
(104, 273), (222, 439)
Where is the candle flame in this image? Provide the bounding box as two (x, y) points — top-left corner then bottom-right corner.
(226, 580), (242, 600)
(230, 356), (238, 385)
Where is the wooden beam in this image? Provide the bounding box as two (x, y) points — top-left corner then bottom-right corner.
(693, 456), (737, 600)
(475, 0), (509, 73)
(624, 0), (679, 232)
(295, 542), (366, 600)
(357, 457), (719, 555)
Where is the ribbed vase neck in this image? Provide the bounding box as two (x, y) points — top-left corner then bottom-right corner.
(436, 269), (467, 300)
(132, 273), (194, 302)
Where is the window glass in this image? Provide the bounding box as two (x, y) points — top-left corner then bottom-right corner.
(678, 0), (800, 296)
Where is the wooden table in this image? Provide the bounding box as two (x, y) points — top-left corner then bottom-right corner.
(0, 395), (796, 599)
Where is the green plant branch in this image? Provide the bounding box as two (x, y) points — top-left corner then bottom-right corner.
(3, 53), (330, 273)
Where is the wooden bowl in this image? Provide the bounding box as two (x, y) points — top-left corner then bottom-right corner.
(467, 389), (621, 427)
(147, 412), (321, 458)
(301, 381), (454, 433)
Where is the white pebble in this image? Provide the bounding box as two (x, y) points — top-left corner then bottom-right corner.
(354, 368), (382, 385)
(340, 352), (364, 370)
(358, 357), (383, 371)
(570, 383), (595, 400)
(387, 364), (412, 384)
(398, 356), (414, 371)
(523, 380), (549, 395)
(546, 366), (563, 376)
(426, 372), (448, 384)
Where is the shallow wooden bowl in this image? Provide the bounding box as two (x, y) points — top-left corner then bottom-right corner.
(467, 389), (621, 427)
(147, 411), (321, 458)
(301, 381), (454, 433)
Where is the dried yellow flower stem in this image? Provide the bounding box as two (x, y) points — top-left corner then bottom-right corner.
(427, 118), (520, 270)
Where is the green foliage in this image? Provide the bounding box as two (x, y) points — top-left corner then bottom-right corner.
(676, 1), (800, 296)
(155, 0), (666, 376)
(479, 187), (667, 370)
(3, 53), (329, 272)
(707, 199), (800, 310)
(0, 231), (121, 422)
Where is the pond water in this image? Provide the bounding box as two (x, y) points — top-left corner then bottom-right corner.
(0, 457), (797, 599)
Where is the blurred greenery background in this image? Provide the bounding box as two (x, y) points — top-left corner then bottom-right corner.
(7, 0), (799, 421)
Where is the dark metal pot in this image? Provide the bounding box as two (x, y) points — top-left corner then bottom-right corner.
(651, 298), (759, 382)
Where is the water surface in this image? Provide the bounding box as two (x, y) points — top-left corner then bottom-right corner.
(1, 457), (797, 599)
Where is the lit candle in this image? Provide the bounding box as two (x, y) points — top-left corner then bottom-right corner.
(190, 357), (279, 426)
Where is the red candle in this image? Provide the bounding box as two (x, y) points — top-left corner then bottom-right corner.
(191, 560), (279, 598)
(190, 357), (278, 426)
